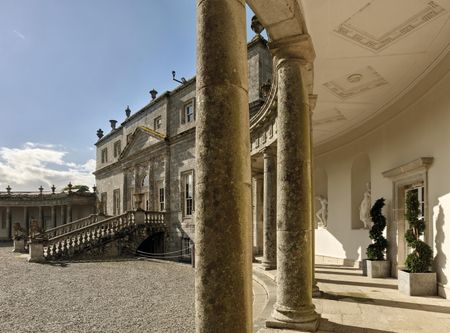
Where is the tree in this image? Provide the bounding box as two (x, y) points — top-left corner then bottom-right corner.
(366, 198), (388, 260)
(63, 185), (90, 193)
(404, 190), (433, 272)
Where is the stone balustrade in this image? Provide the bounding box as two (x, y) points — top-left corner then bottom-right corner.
(27, 210), (166, 262)
(42, 214), (100, 240)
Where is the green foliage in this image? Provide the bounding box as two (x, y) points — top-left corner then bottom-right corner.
(63, 185), (90, 193)
(404, 190), (433, 273)
(366, 198), (388, 260)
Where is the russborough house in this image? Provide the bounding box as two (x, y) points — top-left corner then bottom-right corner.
(94, 34), (272, 256)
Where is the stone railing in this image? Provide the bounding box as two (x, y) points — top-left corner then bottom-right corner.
(42, 214), (101, 240)
(28, 210), (167, 262)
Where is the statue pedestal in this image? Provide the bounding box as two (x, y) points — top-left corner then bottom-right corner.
(12, 239), (26, 253)
(28, 239), (45, 263)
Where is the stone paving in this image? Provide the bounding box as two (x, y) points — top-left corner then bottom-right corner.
(255, 263), (450, 333)
(4, 242), (450, 332)
(0, 244), (195, 333)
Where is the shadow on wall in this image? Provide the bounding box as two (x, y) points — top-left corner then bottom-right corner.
(434, 195), (448, 291)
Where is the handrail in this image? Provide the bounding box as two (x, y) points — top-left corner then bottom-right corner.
(48, 212), (129, 243)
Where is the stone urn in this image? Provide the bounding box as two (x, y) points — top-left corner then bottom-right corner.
(365, 260), (391, 278)
(398, 270), (437, 296)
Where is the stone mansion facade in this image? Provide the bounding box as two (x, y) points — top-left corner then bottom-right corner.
(94, 35), (272, 253)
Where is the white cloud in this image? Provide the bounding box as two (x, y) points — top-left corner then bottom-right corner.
(13, 30), (25, 40)
(0, 143), (95, 192)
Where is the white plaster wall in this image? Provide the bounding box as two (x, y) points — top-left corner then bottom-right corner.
(315, 71), (450, 297)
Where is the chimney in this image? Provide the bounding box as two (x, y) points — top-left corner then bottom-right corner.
(150, 89), (158, 100)
(109, 120), (118, 130)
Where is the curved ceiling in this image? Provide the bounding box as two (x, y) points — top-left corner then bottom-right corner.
(302, 0), (450, 147)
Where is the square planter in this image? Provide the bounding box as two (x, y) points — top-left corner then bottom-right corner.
(362, 259), (367, 276)
(398, 270), (437, 296)
(366, 260), (391, 278)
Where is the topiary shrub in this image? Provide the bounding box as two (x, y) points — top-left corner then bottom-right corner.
(404, 190), (433, 273)
(366, 198), (388, 260)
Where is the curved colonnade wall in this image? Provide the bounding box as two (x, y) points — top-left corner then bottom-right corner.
(249, 0), (450, 299)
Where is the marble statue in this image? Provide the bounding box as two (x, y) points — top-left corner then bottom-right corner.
(315, 195), (328, 228)
(360, 182), (371, 229)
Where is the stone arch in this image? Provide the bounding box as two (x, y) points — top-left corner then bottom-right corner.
(351, 153), (371, 229)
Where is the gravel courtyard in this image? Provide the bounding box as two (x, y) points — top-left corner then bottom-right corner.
(0, 244), (195, 333)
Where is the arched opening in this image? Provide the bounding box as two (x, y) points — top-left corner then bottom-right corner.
(137, 232), (165, 254)
(351, 153), (371, 229)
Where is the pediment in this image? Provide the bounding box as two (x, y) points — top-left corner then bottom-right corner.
(119, 126), (166, 160)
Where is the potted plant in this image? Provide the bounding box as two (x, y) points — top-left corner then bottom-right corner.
(364, 198), (390, 278)
(398, 190), (436, 296)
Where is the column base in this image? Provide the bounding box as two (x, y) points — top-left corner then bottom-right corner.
(261, 261), (277, 270)
(312, 283), (321, 298)
(267, 304), (320, 332)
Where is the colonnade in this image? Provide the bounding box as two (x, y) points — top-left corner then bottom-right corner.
(1, 204), (73, 239)
(194, 0), (319, 331)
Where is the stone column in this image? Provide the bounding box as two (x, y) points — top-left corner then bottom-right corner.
(38, 206), (44, 230)
(23, 207), (29, 237)
(262, 148), (277, 270)
(252, 174), (263, 257)
(51, 206), (56, 228)
(6, 207), (12, 240)
(67, 205), (72, 224)
(195, 0), (252, 331)
(266, 39), (319, 331)
(61, 205), (66, 225)
(310, 94), (320, 297)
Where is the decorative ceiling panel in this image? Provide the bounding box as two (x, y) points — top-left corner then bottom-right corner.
(323, 65), (388, 99)
(334, 0), (447, 53)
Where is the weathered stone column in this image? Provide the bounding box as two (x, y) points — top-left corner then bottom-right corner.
(23, 207), (28, 233)
(60, 205), (66, 225)
(6, 207), (12, 240)
(195, 0), (252, 331)
(66, 205), (72, 224)
(252, 174), (263, 257)
(262, 147), (277, 270)
(266, 37), (320, 331)
(51, 206), (56, 228)
(38, 206), (44, 230)
(309, 94), (320, 298)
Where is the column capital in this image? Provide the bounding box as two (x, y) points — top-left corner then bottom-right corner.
(262, 146), (276, 158)
(269, 34), (315, 65)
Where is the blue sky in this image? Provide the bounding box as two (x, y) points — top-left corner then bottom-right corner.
(0, 0), (259, 191)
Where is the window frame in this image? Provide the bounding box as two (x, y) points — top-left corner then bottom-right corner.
(181, 170), (194, 217)
(113, 140), (121, 158)
(181, 99), (195, 125)
(154, 116), (162, 130)
(113, 189), (120, 215)
(101, 148), (108, 163)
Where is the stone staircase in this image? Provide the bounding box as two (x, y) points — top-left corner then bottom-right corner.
(27, 210), (166, 262)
